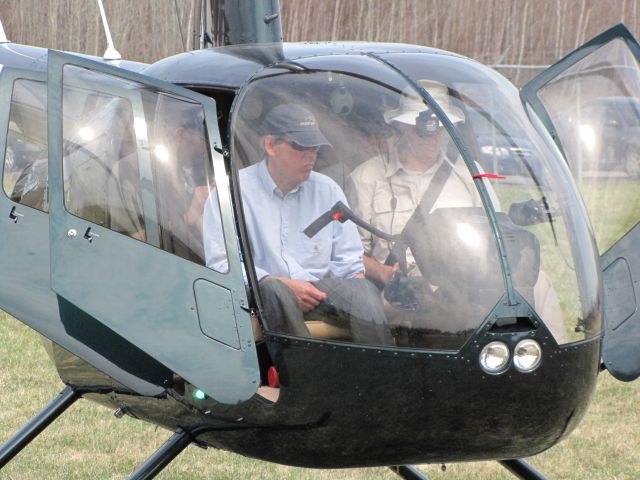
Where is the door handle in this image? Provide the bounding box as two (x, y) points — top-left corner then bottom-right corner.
(83, 227), (100, 243)
(9, 206), (24, 223)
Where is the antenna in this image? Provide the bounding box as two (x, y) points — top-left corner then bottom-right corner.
(0, 15), (10, 43)
(96, 0), (121, 60)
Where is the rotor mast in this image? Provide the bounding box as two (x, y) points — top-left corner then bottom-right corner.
(205, 0), (283, 46)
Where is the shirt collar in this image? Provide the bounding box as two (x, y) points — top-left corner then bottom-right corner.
(258, 159), (302, 198)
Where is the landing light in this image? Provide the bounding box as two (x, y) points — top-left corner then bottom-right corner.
(193, 389), (207, 400)
(513, 339), (542, 373)
(479, 341), (510, 374)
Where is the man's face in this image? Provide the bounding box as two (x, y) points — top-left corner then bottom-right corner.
(265, 135), (320, 188)
(404, 123), (446, 158)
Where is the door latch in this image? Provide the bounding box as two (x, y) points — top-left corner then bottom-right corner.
(83, 227), (100, 243)
(9, 206), (24, 223)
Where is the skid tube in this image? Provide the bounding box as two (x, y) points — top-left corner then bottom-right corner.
(390, 465), (430, 479)
(128, 428), (193, 480)
(0, 385), (80, 469)
(500, 459), (548, 480)
(390, 459), (547, 480)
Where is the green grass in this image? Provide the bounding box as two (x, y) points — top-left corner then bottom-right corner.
(1, 312), (640, 479)
(491, 177), (640, 343)
(578, 178), (640, 254)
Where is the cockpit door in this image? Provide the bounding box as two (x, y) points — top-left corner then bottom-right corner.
(522, 24), (640, 380)
(0, 67), (169, 396)
(47, 51), (259, 402)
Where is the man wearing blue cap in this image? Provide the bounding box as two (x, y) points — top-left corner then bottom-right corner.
(204, 104), (391, 345)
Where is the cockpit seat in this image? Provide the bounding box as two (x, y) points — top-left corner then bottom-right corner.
(250, 313), (350, 342)
(305, 319), (351, 340)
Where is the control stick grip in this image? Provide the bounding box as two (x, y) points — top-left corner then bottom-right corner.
(303, 201), (349, 238)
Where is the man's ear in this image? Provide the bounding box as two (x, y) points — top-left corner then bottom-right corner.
(264, 134), (277, 157)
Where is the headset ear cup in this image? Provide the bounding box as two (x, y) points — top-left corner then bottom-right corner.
(416, 109), (440, 137)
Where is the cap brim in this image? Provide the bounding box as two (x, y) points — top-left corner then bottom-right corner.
(384, 108), (420, 125)
(287, 129), (332, 148)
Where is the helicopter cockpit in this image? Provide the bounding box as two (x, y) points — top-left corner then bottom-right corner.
(228, 52), (601, 353)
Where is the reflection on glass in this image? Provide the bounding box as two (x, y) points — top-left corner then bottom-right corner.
(3, 79), (48, 212)
(537, 38), (640, 254)
(61, 65), (227, 271)
(228, 52), (601, 349)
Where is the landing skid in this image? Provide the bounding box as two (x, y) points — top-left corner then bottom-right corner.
(0, 386), (548, 479)
(0, 385), (80, 468)
(128, 428), (193, 480)
(0, 384), (195, 479)
(390, 459), (547, 480)
(499, 459), (548, 479)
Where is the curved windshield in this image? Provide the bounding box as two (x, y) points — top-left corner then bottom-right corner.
(380, 53), (601, 344)
(229, 53), (600, 348)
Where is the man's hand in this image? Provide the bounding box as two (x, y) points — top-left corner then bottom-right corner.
(363, 255), (399, 285)
(267, 276), (327, 312)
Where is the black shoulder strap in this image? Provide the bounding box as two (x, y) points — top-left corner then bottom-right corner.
(416, 157), (454, 217)
(387, 156), (455, 270)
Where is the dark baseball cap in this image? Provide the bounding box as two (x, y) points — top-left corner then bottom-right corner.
(261, 104), (332, 148)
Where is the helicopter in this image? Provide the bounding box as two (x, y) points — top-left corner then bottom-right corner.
(0, 1), (639, 479)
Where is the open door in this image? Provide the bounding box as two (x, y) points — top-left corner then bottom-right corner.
(47, 51), (259, 402)
(0, 67), (172, 396)
(522, 24), (640, 380)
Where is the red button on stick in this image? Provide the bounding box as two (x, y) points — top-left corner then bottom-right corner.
(332, 212), (344, 221)
(268, 366), (280, 388)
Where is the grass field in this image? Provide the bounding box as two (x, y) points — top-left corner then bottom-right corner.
(1, 312), (640, 479)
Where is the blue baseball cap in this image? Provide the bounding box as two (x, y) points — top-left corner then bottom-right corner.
(261, 104), (332, 148)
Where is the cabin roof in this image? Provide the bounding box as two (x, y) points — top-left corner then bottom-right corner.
(143, 41), (462, 90)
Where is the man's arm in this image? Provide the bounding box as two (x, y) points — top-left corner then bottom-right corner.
(202, 189), (231, 272)
(328, 190), (367, 279)
(363, 255), (398, 285)
(344, 174), (375, 255)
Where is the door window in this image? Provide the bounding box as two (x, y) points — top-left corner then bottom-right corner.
(3, 79), (48, 211)
(535, 38), (640, 253)
(61, 65), (227, 270)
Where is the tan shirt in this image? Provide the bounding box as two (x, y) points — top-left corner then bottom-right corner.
(346, 146), (485, 264)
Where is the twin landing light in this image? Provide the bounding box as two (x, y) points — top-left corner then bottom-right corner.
(479, 339), (542, 375)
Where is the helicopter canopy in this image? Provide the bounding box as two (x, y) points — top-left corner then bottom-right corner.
(230, 51), (602, 350)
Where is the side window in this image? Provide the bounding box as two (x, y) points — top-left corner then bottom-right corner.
(61, 65), (228, 271)
(3, 79), (48, 212)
